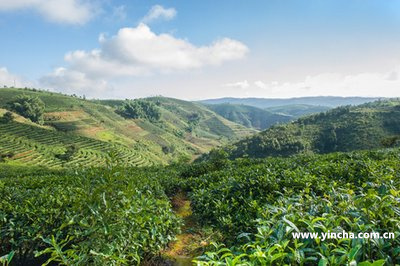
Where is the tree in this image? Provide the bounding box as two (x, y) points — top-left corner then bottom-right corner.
(116, 100), (161, 121)
(381, 136), (400, 148)
(55, 145), (78, 161)
(316, 125), (338, 153)
(188, 113), (200, 125)
(8, 95), (45, 124)
(0, 152), (14, 162)
(0, 112), (14, 123)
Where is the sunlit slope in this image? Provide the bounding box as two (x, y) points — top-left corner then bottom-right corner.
(0, 88), (255, 166)
(215, 99), (400, 159)
(265, 104), (331, 118)
(0, 120), (153, 168)
(203, 103), (292, 130)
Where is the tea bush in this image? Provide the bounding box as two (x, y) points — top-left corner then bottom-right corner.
(0, 165), (180, 265)
(1, 149), (399, 265)
(190, 150), (400, 265)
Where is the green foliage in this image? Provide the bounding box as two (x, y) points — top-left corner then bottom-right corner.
(206, 103), (292, 130)
(0, 165), (181, 265)
(55, 145), (78, 161)
(0, 112), (14, 123)
(2, 89), (399, 265)
(188, 113), (200, 125)
(7, 95), (45, 124)
(0, 251), (15, 266)
(381, 135), (400, 148)
(0, 121), (152, 168)
(1, 148), (400, 264)
(221, 100), (400, 159)
(116, 99), (161, 121)
(187, 150), (400, 265)
(265, 104), (331, 118)
(0, 89), (255, 166)
(186, 113), (201, 132)
(0, 152), (14, 162)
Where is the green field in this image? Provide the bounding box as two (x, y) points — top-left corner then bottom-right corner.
(0, 120), (152, 168)
(1, 148), (399, 265)
(1, 89), (399, 265)
(0, 88), (255, 167)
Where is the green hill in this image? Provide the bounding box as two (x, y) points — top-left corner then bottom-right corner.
(199, 96), (381, 108)
(0, 88), (255, 167)
(265, 104), (331, 117)
(203, 103), (291, 130)
(217, 99), (400, 159)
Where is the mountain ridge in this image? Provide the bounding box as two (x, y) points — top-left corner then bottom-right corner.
(199, 96), (383, 108)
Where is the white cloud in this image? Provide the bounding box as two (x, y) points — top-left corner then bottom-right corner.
(0, 0), (97, 24)
(229, 66), (400, 98)
(100, 24), (248, 70)
(273, 70), (400, 97)
(40, 23), (248, 94)
(0, 67), (31, 88)
(254, 80), (267, 89)
(141, 5), (176, 23)
(223, 80), (250, 89)
(40, 67), (111, 96)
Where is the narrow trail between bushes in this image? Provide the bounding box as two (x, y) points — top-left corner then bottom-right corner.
(162, 191), (204, 266)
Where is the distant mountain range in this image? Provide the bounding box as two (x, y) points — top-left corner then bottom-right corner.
(198, 96), (381, 130)
(202, 103), (333, 130)
(203, 103), (292, 130)
(198, 96), (383, 108)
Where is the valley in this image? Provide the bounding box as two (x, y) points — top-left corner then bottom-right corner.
(2, 2), (399, 265)
(0, 88), (399, 266)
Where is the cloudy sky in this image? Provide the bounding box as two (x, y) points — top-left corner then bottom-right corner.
(1, 0), (400, 99)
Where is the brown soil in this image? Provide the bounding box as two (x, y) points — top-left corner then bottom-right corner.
(161, 192), (207, 265)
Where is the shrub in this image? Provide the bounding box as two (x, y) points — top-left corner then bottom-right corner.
(7, 95), (45, 124)
(0, 112), (14, 123)
(0, 166), (181, 265)
(116, 100), (161, 121)
(190, 150), (400, 265)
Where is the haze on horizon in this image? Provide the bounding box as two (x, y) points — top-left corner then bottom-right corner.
(1, 0), (400, 100)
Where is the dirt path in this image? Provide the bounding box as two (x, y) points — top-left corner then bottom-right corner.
(162, 192), (205, 265)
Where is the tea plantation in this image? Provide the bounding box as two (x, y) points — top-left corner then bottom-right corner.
(1, 148), (399, 265)
(188, 150), (400, 265)
(0, 88), (256, 167)
(0, 165), (181, 265)
(0, 120), (152, 168)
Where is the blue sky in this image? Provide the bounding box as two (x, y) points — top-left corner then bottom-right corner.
(1, 0), (400, 99)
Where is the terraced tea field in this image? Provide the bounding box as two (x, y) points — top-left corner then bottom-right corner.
(0, 121), (152, 168)
(0, 89), (258, 166)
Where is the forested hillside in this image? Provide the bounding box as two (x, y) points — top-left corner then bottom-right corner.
(203, 103), (291, 130)
(217, 99), (400, 159)
(265, 104), (330, 117)
(204, 103), (333, 130)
